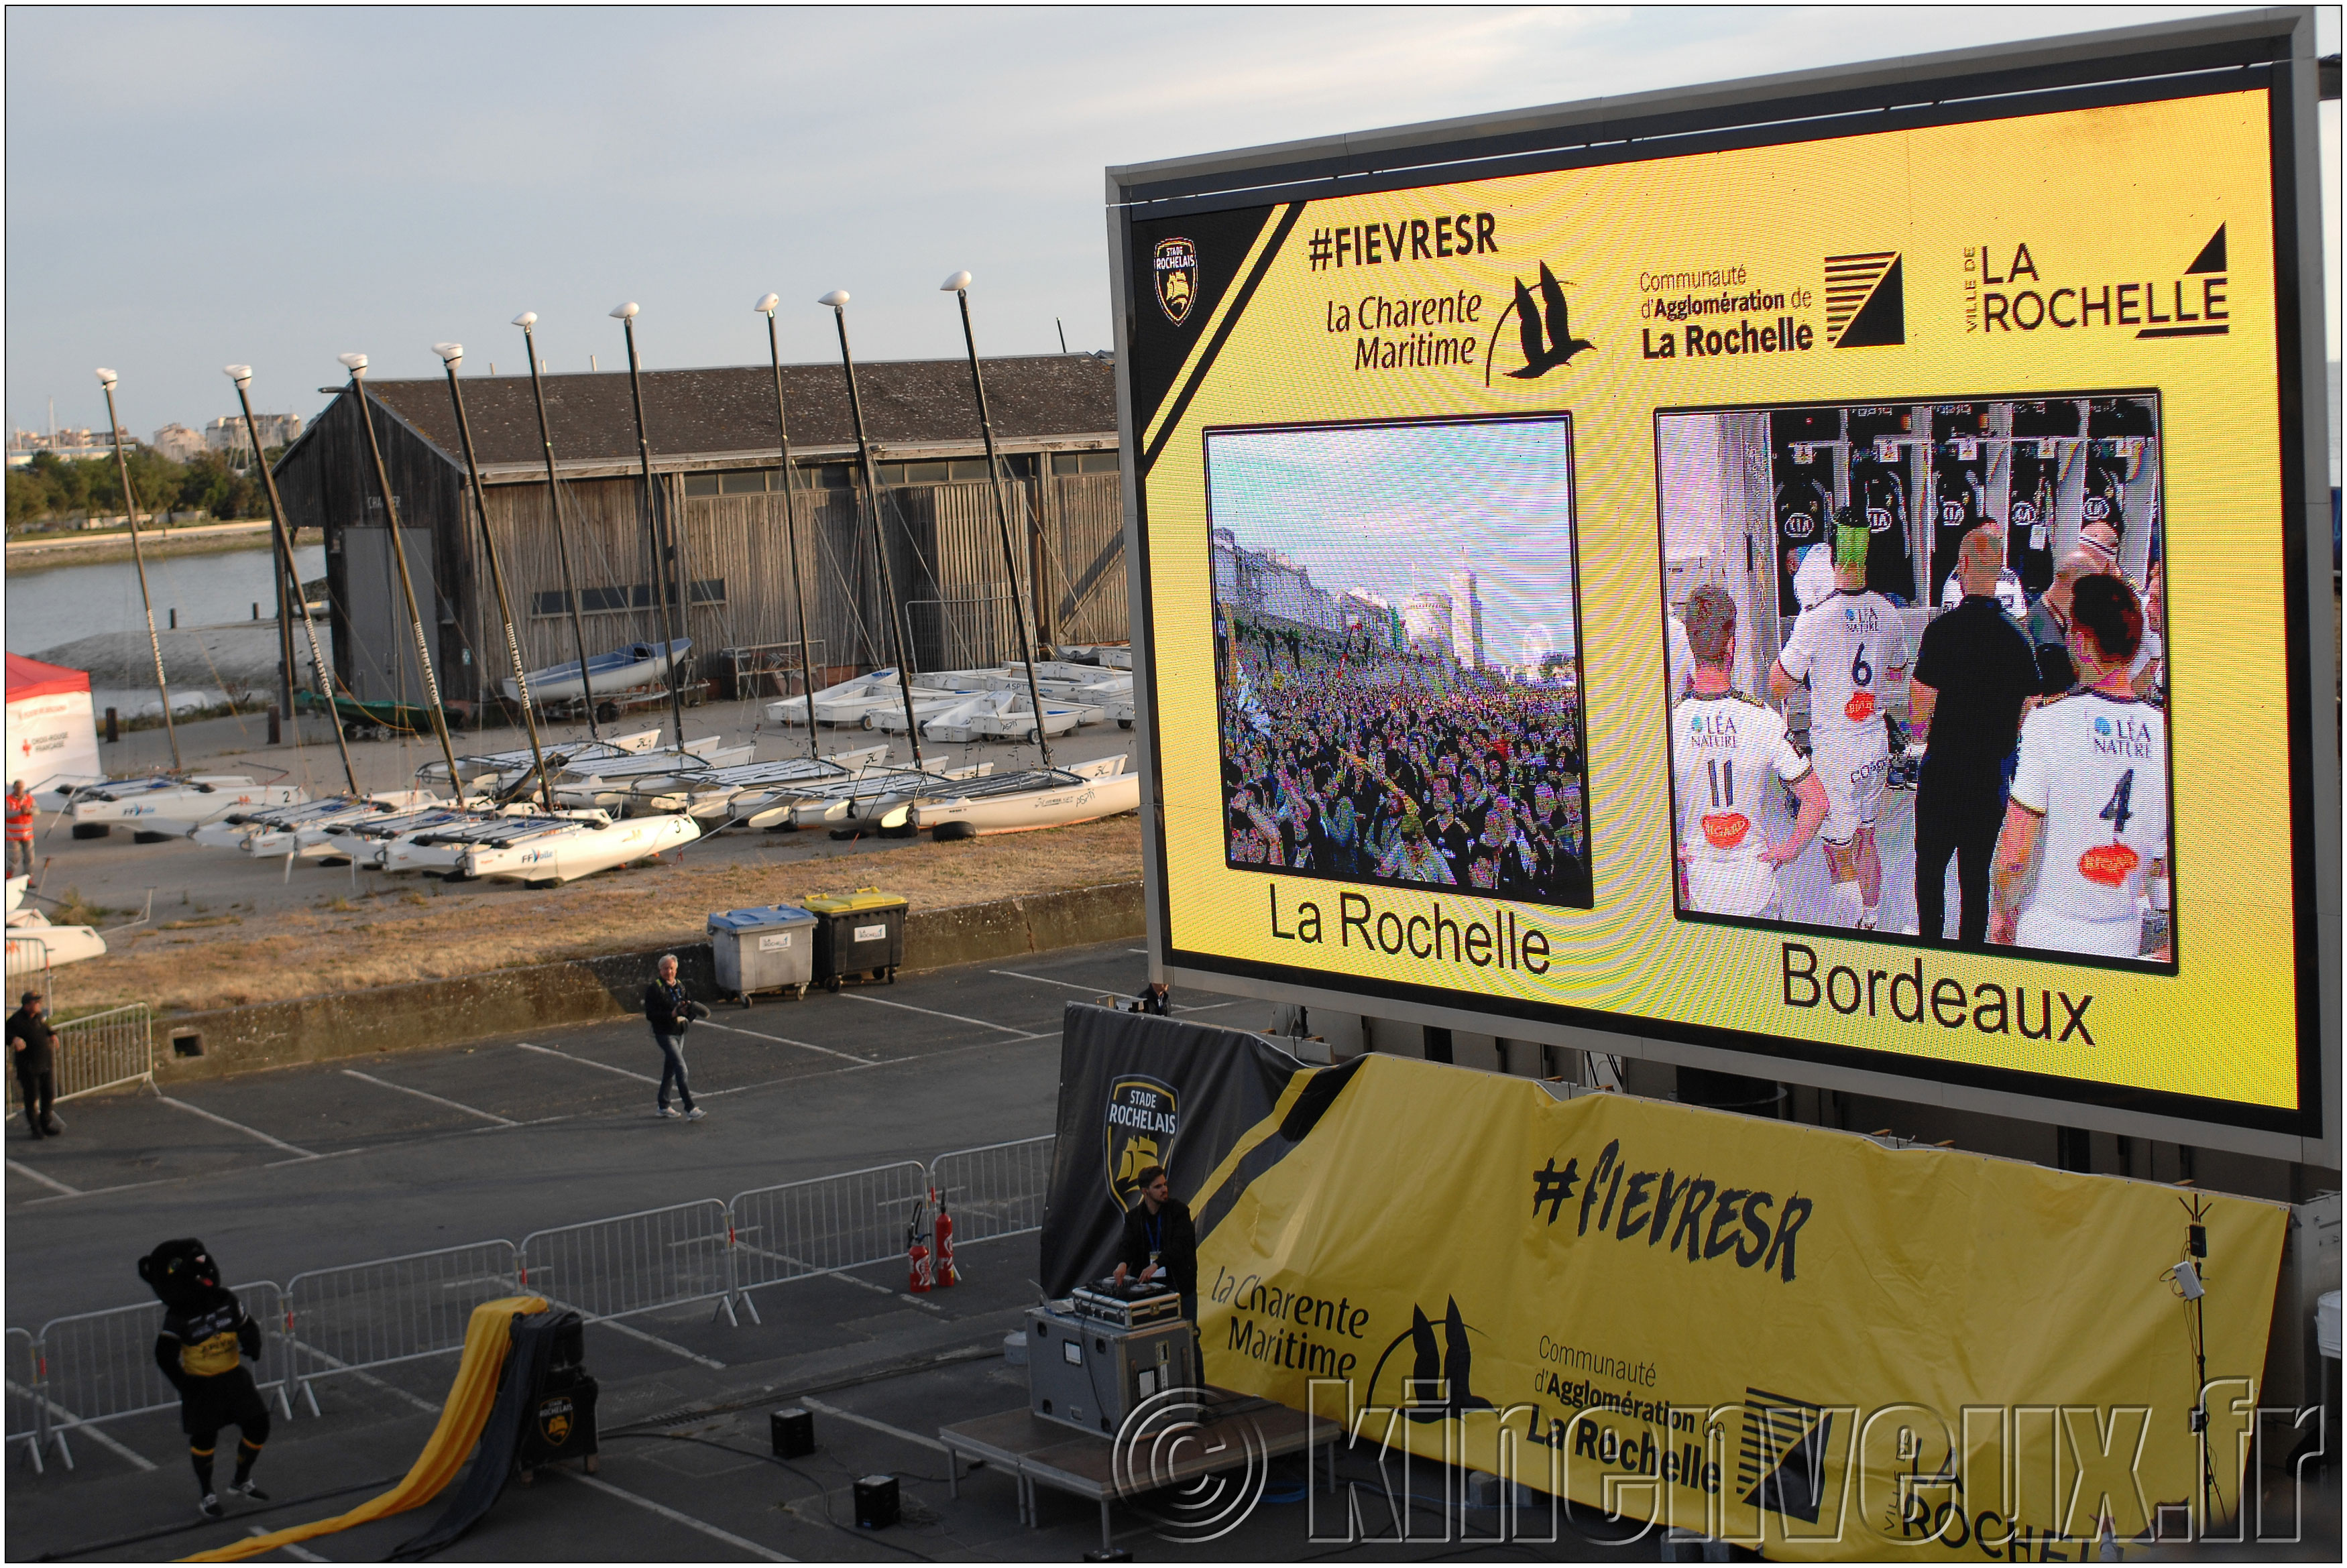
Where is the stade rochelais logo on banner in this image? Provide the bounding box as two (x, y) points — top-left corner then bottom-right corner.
(1105, 1075), (1180, 1209)
(1154, 238), (1199, 325)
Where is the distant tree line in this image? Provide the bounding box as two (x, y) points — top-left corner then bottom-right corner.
(5, 446), (287, 529)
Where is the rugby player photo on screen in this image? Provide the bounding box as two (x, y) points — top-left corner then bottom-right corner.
(1207, 414), (1593, 908)
(1656, 394), (2173, 967)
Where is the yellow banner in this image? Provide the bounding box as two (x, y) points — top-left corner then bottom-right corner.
(1137, 85), (2311, 1129)
(1196, 1054), (2287, 1559)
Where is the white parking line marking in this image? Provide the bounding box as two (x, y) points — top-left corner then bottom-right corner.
(7, 1379), (158, 1470)
(7, 1157), (78, 1196)
(249, 1525), (331, 1561)
(560, 1469), (795, 1560)
(516, 1042), (659, 1085)
(988, 967), (1112, 993)
(836, 992), (1038, 1037)
(341, 1069), (516, 1126)
(697, 1020), (874, 1065)
(159, 1096), (317, 1159)
(799, 1395), (955, 1455)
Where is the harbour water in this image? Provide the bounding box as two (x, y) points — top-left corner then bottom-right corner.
(6, 540), (327, 715)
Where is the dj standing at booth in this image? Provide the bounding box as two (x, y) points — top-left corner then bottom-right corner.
(1112, 1165), (1197, 1327)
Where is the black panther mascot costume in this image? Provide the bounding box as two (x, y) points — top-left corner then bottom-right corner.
(140, 1239), (268, 1518)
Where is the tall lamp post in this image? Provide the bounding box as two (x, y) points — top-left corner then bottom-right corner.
(610, 302), (691, 756)
(515, 312), (602, 743)
(338, 353), (463, 787)
(941, 271), (1053, 768)
(227, 365), (357, 794)
(756, 294), (821, 758)
(94, 369), (181, 770)
(819, 290), (925, 770)
(433, 343), (556, 811)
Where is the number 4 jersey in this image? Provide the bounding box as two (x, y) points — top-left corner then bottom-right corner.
(1672, 690), (1814, 917)
(2010, 690), (2168, 955)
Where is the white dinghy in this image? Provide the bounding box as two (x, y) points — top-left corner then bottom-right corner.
(909, 754), (1141, 836)
(463, 812), (702, 886)
(504, 640), (689, 704)
(60, 776), (308, 837)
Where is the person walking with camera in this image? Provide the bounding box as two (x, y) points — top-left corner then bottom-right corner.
(642, 953), (708, 1121)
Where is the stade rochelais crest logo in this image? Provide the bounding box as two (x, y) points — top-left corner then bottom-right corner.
(1154, 239), (1199, 325)
(1106, 1075), (1180, 1209)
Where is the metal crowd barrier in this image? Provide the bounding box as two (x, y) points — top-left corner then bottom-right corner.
(32, 1281), (290, 1469)
(5, 1325), (44, 1473)
(5, 1003), (155, 1118)
(727, 1161), (929, 1321)
(927, 1135), (1054, 1246)
(518, 1200), (739, 1329)
(8, 1136), (1060, 1455)
(280, 1242), (521, 1414)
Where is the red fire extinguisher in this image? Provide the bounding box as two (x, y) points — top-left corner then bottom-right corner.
(932, 1191), (958, 1288)
(907, 1203), (931, 1294)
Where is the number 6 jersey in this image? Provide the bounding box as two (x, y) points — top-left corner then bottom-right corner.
(2009, 690), (2168, 940)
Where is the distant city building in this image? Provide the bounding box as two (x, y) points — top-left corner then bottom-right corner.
(6, 426), (132, 468)
(205, 412), (302, 461)
(1448, 565), (1485, 669)
(1401, 590), (1453, 657)
(1211, 530), (1344, 631)
(152, 423), (207, 463)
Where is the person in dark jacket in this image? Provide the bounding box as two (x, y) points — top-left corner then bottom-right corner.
(643, 953), (708, 1121)
(1132, 981), (1171, 1016)
(140, 1239), (270, 1518)
(1111, 1165), (1198, 1325)
(7, 991), (60, 1138)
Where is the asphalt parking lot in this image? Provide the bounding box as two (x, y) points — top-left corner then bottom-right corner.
(3, 941), (1666, 1562)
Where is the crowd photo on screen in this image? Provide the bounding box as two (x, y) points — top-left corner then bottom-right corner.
(1656, 394), (2173, 966)
(1206, 415), (1594, 908)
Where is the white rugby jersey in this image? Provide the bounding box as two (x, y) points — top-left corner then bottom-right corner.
(2010, 690), (2168, 928)
(1778, 588), (1908, 749)
(1672, 691), (1811, 863)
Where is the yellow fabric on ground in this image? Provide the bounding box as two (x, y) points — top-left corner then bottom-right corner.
(181, 1294), (545, 1563)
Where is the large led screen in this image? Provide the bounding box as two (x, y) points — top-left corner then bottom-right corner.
(1117, 74), (2326, 1149)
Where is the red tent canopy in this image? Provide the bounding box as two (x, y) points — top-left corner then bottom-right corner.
(5, 654), (91, 702)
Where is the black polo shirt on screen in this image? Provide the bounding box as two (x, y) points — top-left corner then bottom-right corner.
(1913, 596), (2043, 795)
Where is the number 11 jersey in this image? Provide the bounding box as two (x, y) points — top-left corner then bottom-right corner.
(1672, 690), (1812, 916)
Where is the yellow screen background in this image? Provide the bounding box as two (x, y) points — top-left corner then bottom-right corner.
(1143, 90), (2299, 1111)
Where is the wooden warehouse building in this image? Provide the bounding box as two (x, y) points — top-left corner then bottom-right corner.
(270, 353), (1124, 712)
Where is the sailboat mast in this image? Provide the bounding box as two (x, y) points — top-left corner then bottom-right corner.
(436, 346), (556, 812)
(612, 304), (690, 756)
(95, 371), (181, 771)
(340, 355), (463, 788)
(821, 292), (925, 771)
(944, 275), (1053, 768)
(516, 316), (602, 743)
(758, 297), (820, 759)
(229, 365), (357, 795)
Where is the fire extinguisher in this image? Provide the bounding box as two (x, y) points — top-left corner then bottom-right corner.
(932, 1190), (958, 1288)
(907, 1201), (931, 1294)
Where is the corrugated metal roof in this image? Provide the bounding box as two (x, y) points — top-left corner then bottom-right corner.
(356, 353), (1117, 475)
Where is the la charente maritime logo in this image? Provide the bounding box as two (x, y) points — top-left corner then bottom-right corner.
(1485, 261), (1595, 386)
(1824, 251), (1904, 347)
(1153, 238), (1198, 326)
(1105, 1074), (1180, 1209)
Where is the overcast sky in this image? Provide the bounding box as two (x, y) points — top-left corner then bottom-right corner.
(5, 5), (2336, 439)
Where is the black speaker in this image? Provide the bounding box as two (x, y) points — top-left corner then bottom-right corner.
(854, 1474), (899, 1530)
(770, 1406), (814, 1459)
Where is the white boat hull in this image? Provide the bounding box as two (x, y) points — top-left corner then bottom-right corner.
(466, 814), (701, 884)
(7, 911), (106, 971)
(505, 641), (687, 703)
(66, 777), (303, 828)
(914, 766), (1141, 835)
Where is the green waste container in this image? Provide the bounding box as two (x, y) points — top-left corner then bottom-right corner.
(803, 889), (907, 991)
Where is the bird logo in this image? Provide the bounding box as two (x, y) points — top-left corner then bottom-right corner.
(1487, 261), (1595, 384)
